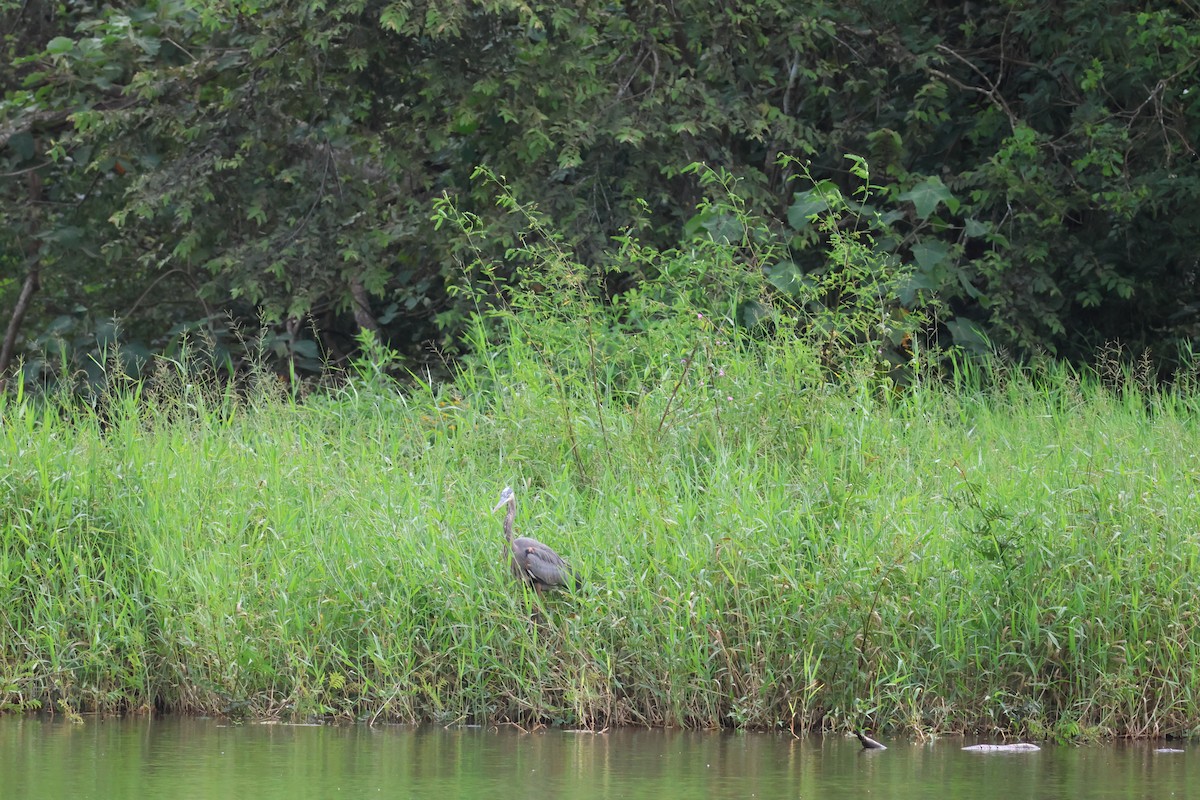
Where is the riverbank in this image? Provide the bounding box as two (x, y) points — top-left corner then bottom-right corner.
(3, 313), (1198, 741)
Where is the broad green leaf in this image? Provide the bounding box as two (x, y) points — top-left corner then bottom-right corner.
(133, 36), (161, 56)
(964, 218), (990, 237)
(945, 317), (991, 352)
(899, 176), (958, 220)
(911, 239), (952, 275)
(702, 212), (742, 244)
(292, 339), (320, 360)
(739, 299), (772, 329)
(46, 36), (74, 55)
(787, 180), (840, 231)
(765, 260), (808, 296)
(958, 271), (982, 299)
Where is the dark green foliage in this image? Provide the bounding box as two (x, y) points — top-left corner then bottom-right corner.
(2, 0), (1198, 381)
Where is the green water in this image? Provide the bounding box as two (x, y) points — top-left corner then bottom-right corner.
(0, 718), (1193, 799)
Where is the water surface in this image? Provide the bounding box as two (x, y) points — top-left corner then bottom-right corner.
(0, 717), (1192, 799)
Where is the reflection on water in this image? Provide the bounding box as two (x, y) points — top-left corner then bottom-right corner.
(0, 716), (1192, 800)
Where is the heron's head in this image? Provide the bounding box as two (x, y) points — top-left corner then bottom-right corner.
(492, 486), (515, 513)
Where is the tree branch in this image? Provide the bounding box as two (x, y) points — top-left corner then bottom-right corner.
(930, 44), (1020, 133)
(0, 109), (71, 149)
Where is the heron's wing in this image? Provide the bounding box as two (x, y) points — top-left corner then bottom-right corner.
(514, 538), (572, 587)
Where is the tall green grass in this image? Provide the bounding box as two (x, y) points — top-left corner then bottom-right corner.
(2, 181), (1199, 739)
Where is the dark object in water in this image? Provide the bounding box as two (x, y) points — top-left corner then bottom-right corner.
(854, 731), (887, 750)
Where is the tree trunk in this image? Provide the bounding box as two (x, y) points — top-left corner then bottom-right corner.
(349, 274), (380, 336)
(0, 266), (40, 391)
(0, 166), (43, 392)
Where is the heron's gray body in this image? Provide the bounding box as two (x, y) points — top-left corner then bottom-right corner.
(510, 536), (572, 589)
(493, 487), (577, 592)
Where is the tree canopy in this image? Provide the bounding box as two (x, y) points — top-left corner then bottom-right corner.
(3, 0), (1198, 384)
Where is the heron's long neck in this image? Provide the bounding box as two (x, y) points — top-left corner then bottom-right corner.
(503, 500), (516, 542)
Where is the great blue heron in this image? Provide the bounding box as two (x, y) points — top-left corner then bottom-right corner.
(492, 486), (578, 592)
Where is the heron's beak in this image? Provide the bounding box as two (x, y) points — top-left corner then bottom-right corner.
(492, 487), (514, 512)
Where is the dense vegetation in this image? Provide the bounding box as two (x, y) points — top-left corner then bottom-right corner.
(3, 0), (1200, 383)
(2, 215), (1199, 739)
(3, 0), (1199, 740)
